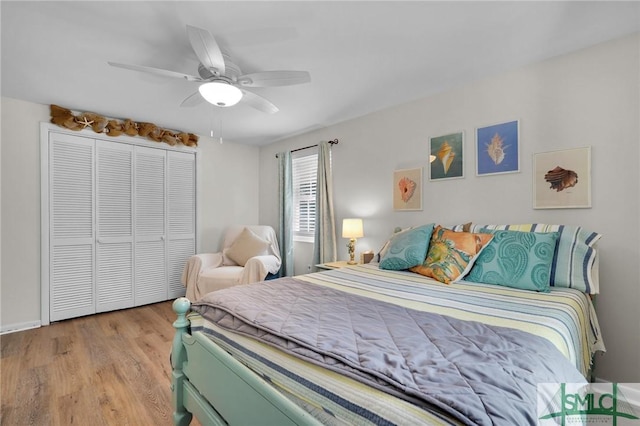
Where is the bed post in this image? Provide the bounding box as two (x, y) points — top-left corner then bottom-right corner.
(171, 297), (193, 426)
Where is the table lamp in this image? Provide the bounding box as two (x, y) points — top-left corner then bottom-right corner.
(342, 218), (364, 265)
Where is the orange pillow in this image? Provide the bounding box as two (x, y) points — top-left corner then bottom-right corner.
(410, 225), (493, 284)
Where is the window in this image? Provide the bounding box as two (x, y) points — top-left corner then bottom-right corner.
(292, 153), (317, 242)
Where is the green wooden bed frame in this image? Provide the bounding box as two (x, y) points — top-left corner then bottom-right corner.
(171, 297), (323, 426)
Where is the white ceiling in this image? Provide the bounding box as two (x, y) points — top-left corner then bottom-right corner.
(2, 1), (639, 146)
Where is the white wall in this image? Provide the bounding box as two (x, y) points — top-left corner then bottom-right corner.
(0, 97), (260, 330)
(0, 96), (3, 332)
(196, 135), (260, 253)
(259, 34), (640, 383)
(0, 98), (47, 330)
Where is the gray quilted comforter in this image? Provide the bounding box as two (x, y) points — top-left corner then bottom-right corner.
(192, 278), (586, 425)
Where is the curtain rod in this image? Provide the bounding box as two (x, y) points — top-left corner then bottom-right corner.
(275, 139), (339, 158)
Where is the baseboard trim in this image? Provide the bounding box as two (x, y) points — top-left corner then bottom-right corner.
(0, 320), (41, 335)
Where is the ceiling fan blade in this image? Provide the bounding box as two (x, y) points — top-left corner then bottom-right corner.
(108, 62), (201, 81)
(186, 25), (226, 76)
(237, 71), (311, 87)
(241, 90), (279, 114)
(180, 91), (205, 107)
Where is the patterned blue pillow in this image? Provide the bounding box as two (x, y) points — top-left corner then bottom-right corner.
(462, 229), (559, 292)
(467, 223), (601, 293)
(379, 224), (434, 271)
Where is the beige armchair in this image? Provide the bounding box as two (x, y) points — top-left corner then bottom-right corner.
(181, 225), (281, 301)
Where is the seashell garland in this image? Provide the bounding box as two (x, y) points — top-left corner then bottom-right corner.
(398, 177), (417, 202)
(437, 141), (455, 174)
(486, 133), (508, 165)
(544, 166), (578, 192)
(50, 104), (198, 147)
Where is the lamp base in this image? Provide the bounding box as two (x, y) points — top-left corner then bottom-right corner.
(346, 238), (357, 265)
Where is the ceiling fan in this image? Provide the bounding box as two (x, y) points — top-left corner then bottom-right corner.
(108, 25), (310, 114)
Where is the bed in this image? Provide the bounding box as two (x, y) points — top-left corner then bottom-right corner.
(170, 223), (604, 425)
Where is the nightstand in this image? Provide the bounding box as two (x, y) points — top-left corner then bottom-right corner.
(315, 260), (355, 270)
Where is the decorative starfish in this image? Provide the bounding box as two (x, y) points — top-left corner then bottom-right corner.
(76, 116), (94, 128)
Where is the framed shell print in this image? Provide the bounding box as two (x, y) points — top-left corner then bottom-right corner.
(393, 168), (422, 211)
(534, 146), (591, 209)
(476, 120), (520, 176)
(429, 131), (464, 181)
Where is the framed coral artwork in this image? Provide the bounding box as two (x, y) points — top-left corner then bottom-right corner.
(429, 131), (464, 181)
(393, 168), (422, 211)
(534, 146), (591, 209)
(476, 120), (520, 176)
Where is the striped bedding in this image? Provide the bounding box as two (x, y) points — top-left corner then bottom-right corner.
(189, 264), (604, 425)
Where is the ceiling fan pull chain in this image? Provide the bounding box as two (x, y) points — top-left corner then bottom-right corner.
(210, 105), (215, 138)
(219, 116), (223, 144)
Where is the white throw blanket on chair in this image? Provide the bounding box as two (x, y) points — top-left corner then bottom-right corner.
(181, 225), (281, 301)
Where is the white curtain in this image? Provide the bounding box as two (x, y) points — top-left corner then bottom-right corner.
(277, 151), (294, 277)
(312, 141), (337, 265)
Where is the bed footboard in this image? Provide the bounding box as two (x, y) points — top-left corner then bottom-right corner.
(171, 297), (322, 426)
(171, 298), (195, 426)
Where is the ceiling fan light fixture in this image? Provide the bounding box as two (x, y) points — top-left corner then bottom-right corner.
(198, 81), (243, 107)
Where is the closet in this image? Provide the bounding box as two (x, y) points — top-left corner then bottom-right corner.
(41, 125), (196, 323)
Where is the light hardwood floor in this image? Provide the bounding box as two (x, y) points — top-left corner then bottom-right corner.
(1, 301), (200, 425)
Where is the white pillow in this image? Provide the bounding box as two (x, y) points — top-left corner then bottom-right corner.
(222, 248), (238, 266)
(225, 227), (270, 266)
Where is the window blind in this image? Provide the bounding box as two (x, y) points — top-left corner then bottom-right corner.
(292, 153), (317, 242)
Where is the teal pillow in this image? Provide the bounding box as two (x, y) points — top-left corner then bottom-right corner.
(467, 224), (602, 293)
(463, 229), (559, 292)
(379, 224), (434, 271)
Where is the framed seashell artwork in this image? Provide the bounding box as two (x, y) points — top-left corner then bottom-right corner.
(393, 168), (423, 211)
(476, 120), (520, 176)
(533, 146), (592, 209)
(429, 131), (464, 181)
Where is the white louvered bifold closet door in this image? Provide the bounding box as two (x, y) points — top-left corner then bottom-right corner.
(44, 126), (197, 322)
(167, 151), (195, 298)
(49, 133), (96, 322)
(134, 147), (167, 305)
(95, 141), (134, 313)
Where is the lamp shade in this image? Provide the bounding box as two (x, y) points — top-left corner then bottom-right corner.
(198, 81), (243, 107)
(342, 218), (364, 239)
